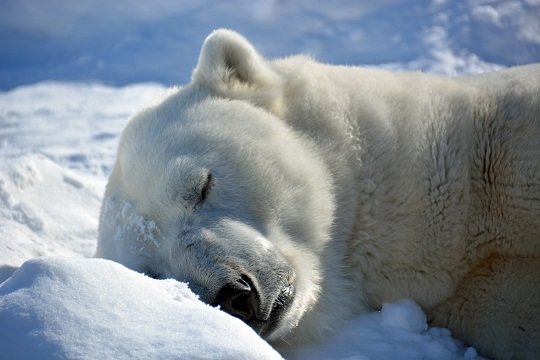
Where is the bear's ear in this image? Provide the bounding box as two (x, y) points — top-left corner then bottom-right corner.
(192, 29), (283, 113)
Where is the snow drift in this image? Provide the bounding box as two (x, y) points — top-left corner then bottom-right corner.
(0, 257), (283, 359)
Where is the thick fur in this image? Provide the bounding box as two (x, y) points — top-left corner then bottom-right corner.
(97, 29), (540, 359)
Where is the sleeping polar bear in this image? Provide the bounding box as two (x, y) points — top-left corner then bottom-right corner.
(96, 29), (540, 359)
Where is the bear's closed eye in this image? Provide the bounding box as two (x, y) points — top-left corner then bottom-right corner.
(182, 172), (212, 207)
(199, 173), (212, 204)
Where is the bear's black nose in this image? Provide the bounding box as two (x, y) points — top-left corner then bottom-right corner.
(213, 275), (260, 321)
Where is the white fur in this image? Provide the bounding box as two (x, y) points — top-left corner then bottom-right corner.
(97, 29), (540, 359)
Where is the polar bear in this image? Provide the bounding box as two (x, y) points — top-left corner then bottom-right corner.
(96, 29), (540, 359)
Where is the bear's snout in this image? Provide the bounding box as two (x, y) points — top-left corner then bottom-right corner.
(212, 271), (296, 338)
(213, 275), (261, 322)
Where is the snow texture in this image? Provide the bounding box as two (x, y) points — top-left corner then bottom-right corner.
(1, 0), (539, 359)
(0, 257), (282, 360)
(288, 300), (479, 360)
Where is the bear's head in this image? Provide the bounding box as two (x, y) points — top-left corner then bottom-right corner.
(97, 29), (337, 344)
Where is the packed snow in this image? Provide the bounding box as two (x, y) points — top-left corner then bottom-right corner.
(0, 257), (282, 359)
(1, 0), (539, 359)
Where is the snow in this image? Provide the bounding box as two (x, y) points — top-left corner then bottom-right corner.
(1, 0), (539, 359)
(0, 83), (166, 285)
(288, 300), (479, 360)
(0, 257), (282, 360)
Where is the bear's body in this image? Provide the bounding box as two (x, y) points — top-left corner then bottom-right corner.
(97, 30), (540, 359)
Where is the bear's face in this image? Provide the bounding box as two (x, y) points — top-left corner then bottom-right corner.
(98, 88), (335, 341)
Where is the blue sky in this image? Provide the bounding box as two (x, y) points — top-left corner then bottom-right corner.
(1, 0), (539, 90)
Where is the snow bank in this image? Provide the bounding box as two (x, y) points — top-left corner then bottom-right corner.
(0, 154), (102, 282)
(0, 257), (283, 360)
(0, 82), (165, 283)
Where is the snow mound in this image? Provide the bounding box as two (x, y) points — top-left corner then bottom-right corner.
(0, 82), (166, 283)
(0, 154), (102, 281)
(0, 257), (283, 360)
(380, 299), (427, 333)
(288, 299), (482, 360)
